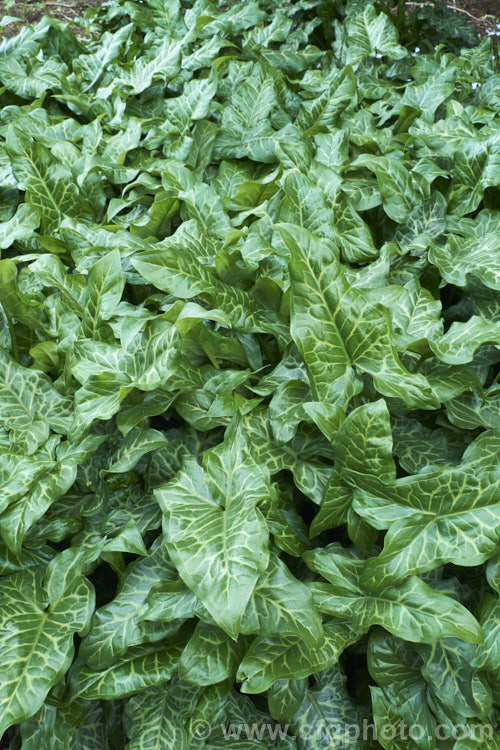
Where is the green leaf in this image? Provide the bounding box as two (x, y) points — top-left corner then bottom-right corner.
(240, 553), (323, 645)
(349, 468), (500, 584)
(344, 4), (408, 66)
(72, 635), (188, 700)
(70, 374), (125, 441)
(0, 203), (40, 249)
(1, 0), (499, 738)
(332, 200), (379, 263)
(124, 683), (192, 750)
(156, 437), (270, 638)
(268, 679), (307, 723)
(430, 316), (500, 365)
(418, 638), (492, 720)
(102, 427), (169, 475)
(81, 250), (124, 337)
(0, 259), (45, 331)
(6, 127), (80, 233)
(79, 540), (177, 670)
(131, 220), (214, 299)
(368, 630), (437, 749)
(291, 664), (366, 747)
(390, 278), (443, 353)
(0, 459), (76, 553)
(471, 594), (500, 672)
(0, 347), (72, 452)
(269, 379), (310, 443)
(463, 431), (500, 473)
(350, 154), (421, 223)
(391, 412), (465, 474)
(305, 543), (483, 644)
(19, 700), (110, 750)
(280, 224), (437, 409)
(296, 66), (356, 132)
(237, 620), (359, 693)
(429, 233), (500, 291)
(179, 621), (248, 686)
(116, 37), (182, 94)
(0, 55), (64, 98)
(311, 400), (395, 536)
(0, 567), (93, 735)
(402, 68), (456, 122)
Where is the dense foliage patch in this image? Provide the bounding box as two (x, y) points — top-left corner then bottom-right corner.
(0, 0), (499, 747)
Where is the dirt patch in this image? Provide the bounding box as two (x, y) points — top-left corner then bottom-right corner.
(1, 0), (500, 42)
(401, 0), (500, 58)
(0, 0), (105, 38)
(449, 0), (500, 36)
(464, 0), (500, 18)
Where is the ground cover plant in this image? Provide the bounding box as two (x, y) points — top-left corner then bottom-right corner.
(0, 0), (499, 747)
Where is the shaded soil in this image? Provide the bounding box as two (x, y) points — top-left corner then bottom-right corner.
(0, 0), (105, 38)
(448, 0), (500, 35)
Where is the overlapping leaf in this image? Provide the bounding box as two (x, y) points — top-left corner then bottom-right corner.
(0, 0), (499, 746)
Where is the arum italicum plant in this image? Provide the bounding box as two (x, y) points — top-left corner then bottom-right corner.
(0, 0), (499, 747)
